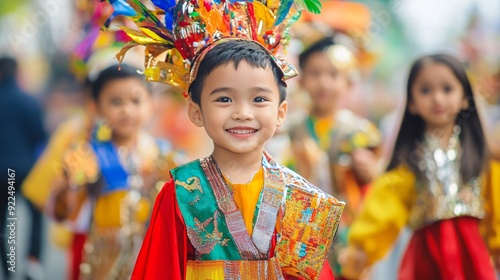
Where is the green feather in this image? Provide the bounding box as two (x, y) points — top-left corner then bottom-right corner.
(296, 0), (322, 14)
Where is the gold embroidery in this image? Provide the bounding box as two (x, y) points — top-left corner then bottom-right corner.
(276, 178), (345, 280)
(63, 142), (99, 186)
(187, 210), (230, 256)
(189, 194), (201, 205)
(176, 176), (203, 193)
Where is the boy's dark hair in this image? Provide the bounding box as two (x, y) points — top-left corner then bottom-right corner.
(188, 40), (287, 106)
(92, 64), (150, 100)
(298, 36), (335, 69)
(387, 54), (486, 182)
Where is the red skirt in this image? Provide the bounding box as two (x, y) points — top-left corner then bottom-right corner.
(399, 217), (495, 280)
(70, 233), (86, 280)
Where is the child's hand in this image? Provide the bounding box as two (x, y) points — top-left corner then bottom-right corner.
(494, 250), (500, 272)
(51, 176), (64, 194)
(51, 176), (70, 221)
(338, 246), (368, 279)
(351, 148), (378, 185)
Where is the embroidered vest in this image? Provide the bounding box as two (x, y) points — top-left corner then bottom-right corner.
(173, 152), (345, 280)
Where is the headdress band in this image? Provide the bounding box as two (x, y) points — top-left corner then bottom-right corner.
(188, 38), (298, 87)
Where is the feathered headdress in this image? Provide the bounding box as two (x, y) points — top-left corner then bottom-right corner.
(71, 0), (132, 80)
(103, 0), (321, 92)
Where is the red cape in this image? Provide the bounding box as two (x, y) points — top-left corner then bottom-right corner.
(132, 180), (335, 280)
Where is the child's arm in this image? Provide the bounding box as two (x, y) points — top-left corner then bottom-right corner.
(351, 147), (381, 186)
(131, 179), (189, 280)
(49, 174), (87, 222)
(349, 117), (384, 186)
(341, 165), (416, 277)
(22, 114), (89, 210)
(481, 159), (500, 271)
(47, 143), (95, 222)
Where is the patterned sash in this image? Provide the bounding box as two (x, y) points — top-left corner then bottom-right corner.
(90, 140), (129, 193)
(200, 155), (284, 259)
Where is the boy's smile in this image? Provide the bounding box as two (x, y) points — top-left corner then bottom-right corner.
(188, 61), (287, 159)
(226, 126), (259, 138)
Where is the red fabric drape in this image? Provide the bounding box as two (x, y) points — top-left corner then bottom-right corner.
(131, 180), (189, 280)
(399, 217), (495, 280)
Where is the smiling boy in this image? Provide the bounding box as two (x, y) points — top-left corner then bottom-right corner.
(187, 45), (288, 183)
(131, 39), (344, 280)
(102, 0), (345, 278)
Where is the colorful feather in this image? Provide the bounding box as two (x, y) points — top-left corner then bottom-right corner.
(104, 0), (137, 29)
(273, 0), (293, 26)
(151, 0), (176, 11)
(126, 0), (166, 29)
(295, 0), (322, 14)
(151, 0), (177, 31)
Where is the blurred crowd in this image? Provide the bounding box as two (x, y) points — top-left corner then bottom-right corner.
(0, 0), (499, 279)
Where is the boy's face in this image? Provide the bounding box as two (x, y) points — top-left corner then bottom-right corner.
(300, 51), (351, 115)
(188, 61), (287, 156)
(96, 77), (152, 140)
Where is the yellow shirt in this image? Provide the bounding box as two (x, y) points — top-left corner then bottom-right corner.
(314, 117), (335, 150)
(224, 168), (264, 236)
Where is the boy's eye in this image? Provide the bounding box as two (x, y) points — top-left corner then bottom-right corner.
(443, 85), (453, 93)
(132, 97), (141, 104)
(215, 97), (232, 103)
(253, 96), (268, 103)
(111, 98), (122, 106)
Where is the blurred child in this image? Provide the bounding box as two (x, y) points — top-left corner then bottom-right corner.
(284, 36), (382, 276)
(341, 54), (498, 279)
(49, 64), (178, 279)
(290, 36), (382, 203)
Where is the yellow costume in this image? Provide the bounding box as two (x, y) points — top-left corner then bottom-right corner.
(348, 165), (415, 265)
(22, 112), (92, 210)
(482, 159), (500, 257)
(348, 160), (500, 266)
(22, 113), (93, 249)
(51, 132), (179, 279)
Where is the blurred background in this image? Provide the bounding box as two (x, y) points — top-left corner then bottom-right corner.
(0, 0), (499, 279)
